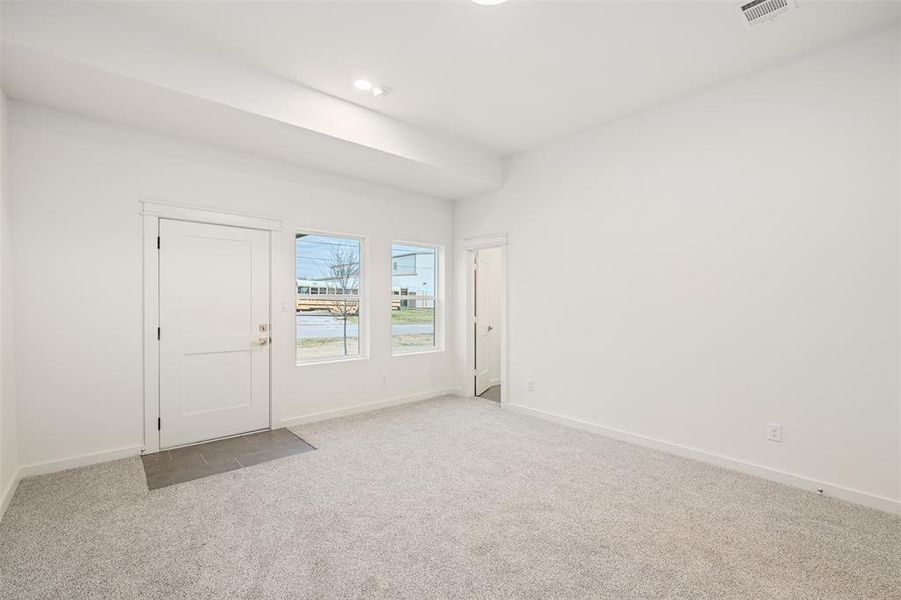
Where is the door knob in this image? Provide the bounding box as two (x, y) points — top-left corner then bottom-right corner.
(487, 325), (494, 332)
(257, 337), (270, 346)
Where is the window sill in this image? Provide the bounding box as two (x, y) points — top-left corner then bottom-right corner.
(392, 348), (445, 358)
(297, 355), (368, 367)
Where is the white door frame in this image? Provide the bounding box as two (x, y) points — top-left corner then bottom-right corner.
(141, 200), (282, 455)
(463, 234), (508, 404)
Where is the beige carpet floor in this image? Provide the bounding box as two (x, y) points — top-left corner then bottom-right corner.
(1, 396), (899, 599)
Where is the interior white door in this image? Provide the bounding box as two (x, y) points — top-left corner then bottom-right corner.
(474, 248), (500, 396)
(159, 219), (271, 448)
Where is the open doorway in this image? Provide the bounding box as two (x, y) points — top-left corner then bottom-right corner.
(473, 246), (503, 402)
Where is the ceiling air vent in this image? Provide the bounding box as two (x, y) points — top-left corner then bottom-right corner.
(736, 0), (797, 28)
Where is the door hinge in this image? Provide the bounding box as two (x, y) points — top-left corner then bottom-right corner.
(157, 417), (161, 431)
(157, 327), (161, 340)
(157, 236), (160, 249)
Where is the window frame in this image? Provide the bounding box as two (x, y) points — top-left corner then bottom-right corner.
(390, 241), (443, 356)
(295, 230), (368, 366)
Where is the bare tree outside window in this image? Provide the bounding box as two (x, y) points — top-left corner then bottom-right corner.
(325, 244), (360, 355)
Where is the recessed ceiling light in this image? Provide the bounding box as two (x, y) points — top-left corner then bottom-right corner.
(472, 0), (508, 5)
(353, 79), (373, 91)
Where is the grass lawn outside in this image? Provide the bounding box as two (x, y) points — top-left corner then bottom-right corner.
(296, 309), (433, 324)
(296, 337), (360, 361)
(391, 333), (435, 351)
(391, 308), (434, 324)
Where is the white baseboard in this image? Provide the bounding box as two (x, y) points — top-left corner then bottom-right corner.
(0, 468), (22, 523)
(506, 403), (901, 516)
(281, 388), (461, 428)
(7, 389), (463, 490)
(17, 445), (144, 480)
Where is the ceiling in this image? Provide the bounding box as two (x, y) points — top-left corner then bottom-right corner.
(0, 1), (504, 198)
(118, 0), (899, 156)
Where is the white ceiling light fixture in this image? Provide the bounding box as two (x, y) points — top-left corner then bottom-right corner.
(472, 0), (508, 5)
(354, 79), (387, 99)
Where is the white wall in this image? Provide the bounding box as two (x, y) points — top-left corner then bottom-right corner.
(0, 88), (20, 517)
(9, 102), (457, 470)
(454, 26), (901, 511)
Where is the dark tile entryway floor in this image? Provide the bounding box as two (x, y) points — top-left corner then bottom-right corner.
(141, 428), (315, 490)
(478, 385), (501, 403)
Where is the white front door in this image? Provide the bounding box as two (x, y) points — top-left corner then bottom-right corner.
(159, 219), (271, 448)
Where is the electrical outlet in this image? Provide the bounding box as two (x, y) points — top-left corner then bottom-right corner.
(767, 423), (783, 443)
(527, 380), (535, 393)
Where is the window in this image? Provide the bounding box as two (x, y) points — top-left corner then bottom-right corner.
(296, 233), (363, 363)
(391, 243), (438, 353)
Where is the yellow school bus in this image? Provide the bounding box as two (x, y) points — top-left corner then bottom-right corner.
(296, 280), (395, 314)
(296, 281), (412, 313)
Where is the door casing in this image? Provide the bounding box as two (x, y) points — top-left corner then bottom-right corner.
(463, 234), (508, 403)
